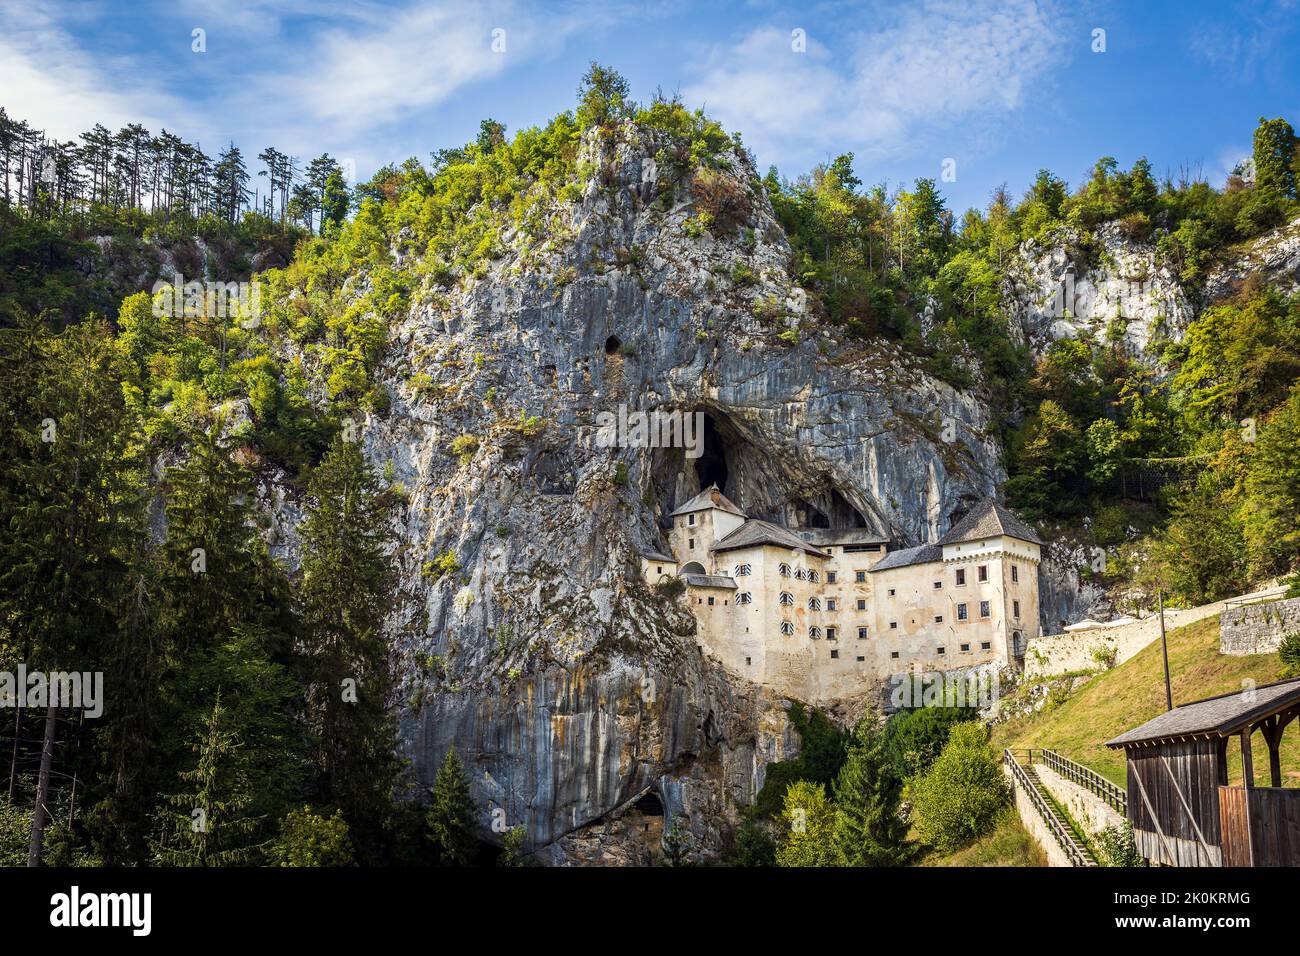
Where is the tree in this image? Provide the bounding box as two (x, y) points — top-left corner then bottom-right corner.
(153, 694), (264, 866)
(297, 435), (398, 856)
(775, 780), (836, 867)
(576, 62), (631, 129)
(906, 722), (1008, 851)
(831, 719), (909, 866)
(320, 169), (350, 234)
(1243, 385), (1300, 577)
(1253, 117), (1298, 200)
(269, 806), (355, 866)
(426, 750), (478, 866)
(731, 819), (776, 867)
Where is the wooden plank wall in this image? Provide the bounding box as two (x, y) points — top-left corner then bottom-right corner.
(1218, 786), (1250, 866)
(1126, 739), (1226, 854)
(1221, 786), (1300, 866)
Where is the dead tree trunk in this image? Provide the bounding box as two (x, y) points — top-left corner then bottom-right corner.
(27, 704), (57, 866)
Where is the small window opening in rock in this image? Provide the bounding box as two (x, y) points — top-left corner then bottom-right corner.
(605, 335), (621, 355)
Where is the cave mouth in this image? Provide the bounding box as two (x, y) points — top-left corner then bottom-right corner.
(694, 412), (730, 494)
(604, 335), (622, 355)
(634, 791), (664, 816)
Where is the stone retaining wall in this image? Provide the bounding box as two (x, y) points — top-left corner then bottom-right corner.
(1219, 597), (1300, 656)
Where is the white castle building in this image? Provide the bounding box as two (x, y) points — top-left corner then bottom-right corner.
(641, 486), (1042, 701)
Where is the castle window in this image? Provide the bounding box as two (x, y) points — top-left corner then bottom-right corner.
(857, 627), (868, 640)
(794, 568), (806, 581)
(855, 570), (866, 583)
(688, 514), (695, 526)
(808, 597), (821, 611)
(934, 615), (943, 623)
(937, 646), (945, 655)
(826, 627), (837, 641)
(827, 571), (837, 584)
(656, 566), (663, 574)
(955, 568), (966, 586)
(887, 588), (896, 597)
(890, 651), (900, 659)
(826, 598), (837, 611)
(734, 563), (752, 577)
(980, 641), (991, 650)
(856, 598), (866, 611)
(980, 600), (991, 618)
(957, 603), (968, 621)
(778, 563), (792, 577)
(1011, 565), (1019, 583)
(856, 656), (865, 662)
(1013, 600), (1021, 618)
(961, 643), (970, 652)
(807, 569), (818, 583)
(779, 592), (794, 606)
(809, 626), (821, 640)
(977, 565), (988, 582)
(707, 596), (714, 606)
(736, 592), (753, 605)
(889, 621), (897, 630)
(745, 656), (751, 666)
(830, 649), (839, 659)
(933, 581), (942, 589)
(688, 538), (695, 549)
(780, 621), (795, 636)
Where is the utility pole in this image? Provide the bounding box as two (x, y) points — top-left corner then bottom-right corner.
(1158, 590), (1172, 711)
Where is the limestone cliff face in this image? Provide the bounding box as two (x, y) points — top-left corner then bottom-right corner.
(307, 125), (1017, 862)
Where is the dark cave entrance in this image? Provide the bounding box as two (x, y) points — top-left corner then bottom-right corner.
(634, 791), (664, 816)
(604, 335), (622, 355)
(694, 413), (729, 493)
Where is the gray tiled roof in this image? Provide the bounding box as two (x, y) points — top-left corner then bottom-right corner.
(1105, 677), (1300, 748)
(639, 549), (676, 563)
(938, 501), (1044, 546)
(795, 528), (890, 546)
(681, 574), (737, 589)
(711, 519), (831, 558)
(670, 484), (746, 518)
(869, 543), (943, 572)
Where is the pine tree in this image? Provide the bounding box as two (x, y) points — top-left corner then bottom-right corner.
(831, 719), (909, 866)
(297, 435), (397, 855)
(425, 750), (478, 866)
(154, 694), (264, 866)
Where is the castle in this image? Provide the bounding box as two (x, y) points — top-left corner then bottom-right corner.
(641, 487), (1042, 701)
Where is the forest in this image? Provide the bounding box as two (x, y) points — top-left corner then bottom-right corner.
(1, 64), (1299, 866)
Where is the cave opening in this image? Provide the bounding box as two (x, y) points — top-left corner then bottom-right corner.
(604, 335), (621, 355)
(634, 791), (664, 816)
(694, 413), (730, 494)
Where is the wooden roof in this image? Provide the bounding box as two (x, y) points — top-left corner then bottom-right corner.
(1105, 677), (1300, 749)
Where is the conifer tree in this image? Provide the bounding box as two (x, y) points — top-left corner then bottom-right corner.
(297, 434), (397, 854)
(831, 719), (909, 866)
(425, 750), (478, 866)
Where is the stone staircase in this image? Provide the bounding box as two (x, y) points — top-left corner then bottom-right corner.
(1023, 764), (1097, 866)
(1003, 750), (1098, 866)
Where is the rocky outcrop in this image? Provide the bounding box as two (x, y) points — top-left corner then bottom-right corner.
(1203, 215), (1300, 303)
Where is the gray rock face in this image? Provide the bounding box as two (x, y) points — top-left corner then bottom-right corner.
(1203, 215), (1300, 303)
(261, 124), (1056, 862)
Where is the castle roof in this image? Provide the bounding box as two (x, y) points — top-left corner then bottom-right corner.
(639, 549), (676, 563)
(681, 573), (737, 589)
(670, 484), (746, 518)
(937, 501), (1043, 546)
(869, 543), (943, 572)
(795, 528), (890, 547)
(711, 519), (831, 558)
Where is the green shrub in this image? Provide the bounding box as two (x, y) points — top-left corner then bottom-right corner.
(775, 780), (835, 867)
(906, 721), (1008, 851)
(269, 806), (355, 866)
(1280, 632), (1300, 678)
(1094, 821), (1143, 867)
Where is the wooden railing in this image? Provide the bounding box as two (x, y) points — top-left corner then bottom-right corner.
(1038, 748), (1127, 814)
(1003, 749), (1093, 867)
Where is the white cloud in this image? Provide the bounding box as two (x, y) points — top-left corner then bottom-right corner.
(683, 0), (1068, 172)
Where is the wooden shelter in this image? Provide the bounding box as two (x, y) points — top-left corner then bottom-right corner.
(1105, 676), (1300, 866)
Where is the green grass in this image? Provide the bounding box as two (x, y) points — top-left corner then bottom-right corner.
(915, 807), (1048, 867)
(992, 616), (1296, 787)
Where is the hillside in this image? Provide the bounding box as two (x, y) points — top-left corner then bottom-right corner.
(992, 615), (1298, 786)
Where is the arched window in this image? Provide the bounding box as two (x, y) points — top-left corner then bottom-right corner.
(778, 563), (791, 577)
(780, 621), (795, 636)
(808, 626), (822, 640)
(779, 591), (794, 606)
(808, 597), (821, 611)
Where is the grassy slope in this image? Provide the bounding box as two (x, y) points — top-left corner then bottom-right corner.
(915, 808), (1048, 867)
(992, 617), (1298, 787)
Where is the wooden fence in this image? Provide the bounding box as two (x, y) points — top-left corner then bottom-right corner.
(1039, 749), (1128, 814)
(1004, 750), (1093, 867)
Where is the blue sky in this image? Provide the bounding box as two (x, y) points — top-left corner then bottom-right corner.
(2, 0), (1298, 214)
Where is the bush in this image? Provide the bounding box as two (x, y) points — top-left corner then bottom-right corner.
(1280, 632), (1300, 678)
(775, 781), (835, 867)
(1094, 821), (1143, 867)
(881, 707), (976, 782)
(906, 722), (1008, 851)
(269, 806), (355, 866)
(692, 169), (751, 236)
